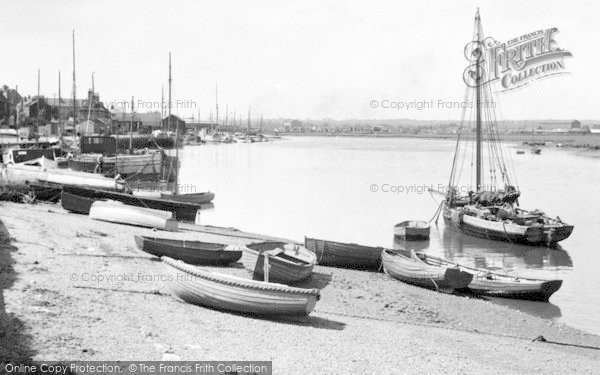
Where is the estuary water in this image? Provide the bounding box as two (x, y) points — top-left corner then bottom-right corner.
(176, 136), (600, 335)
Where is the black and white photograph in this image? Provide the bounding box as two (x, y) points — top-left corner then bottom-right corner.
(1, 1), (599, 374)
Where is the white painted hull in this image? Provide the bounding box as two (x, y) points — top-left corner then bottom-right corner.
(89, 200), (178, 231)
(1, 164), (125, 191)
(163, 257), (320, 316)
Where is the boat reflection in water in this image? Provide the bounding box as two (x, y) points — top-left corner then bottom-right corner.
(392, 224), (571, 320)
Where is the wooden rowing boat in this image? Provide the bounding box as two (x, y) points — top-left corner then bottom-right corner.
(393, 220), (430, 240)
(89, 200), (178, 231)
(134, 235), (242, 265)
(304, 236), (382, 270)
(241, 242), (316, 283)
(62, 185), (203, 221)
(162, 256), (320, 316)
(414, 252), (562, 301)
(160, 192), (215, 204)
(381, 249), (472, 290)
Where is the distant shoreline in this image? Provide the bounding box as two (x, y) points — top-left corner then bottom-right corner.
(277, 132), (600, 150)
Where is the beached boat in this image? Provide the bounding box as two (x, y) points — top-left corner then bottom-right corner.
(162, 256), (320, 316)
(304, 236), (382, 270)
(160, 191), (215, 204)
(61, 190), (98, 214)
(242, 242), (316, 283)
(381, 249), (473, 291)
(393, 221), (430, 240)
(438, 10), (573, 246)
(89, 200), (178, 231)
(413, 252), (562, 301)
(62, 185), (202, 221)
(134, 235), (242, 265)
(1, 160), (126, 191)
(516, 150), (526, 155)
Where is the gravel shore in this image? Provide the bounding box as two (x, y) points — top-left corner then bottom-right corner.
(1, 201), (599, 374)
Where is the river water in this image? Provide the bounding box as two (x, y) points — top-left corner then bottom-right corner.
(176, 136), (600, 335)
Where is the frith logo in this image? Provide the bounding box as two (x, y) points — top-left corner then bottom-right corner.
(464, 27), (573, 92)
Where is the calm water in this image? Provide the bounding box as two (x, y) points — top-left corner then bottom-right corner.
(176, 136), (600, 335)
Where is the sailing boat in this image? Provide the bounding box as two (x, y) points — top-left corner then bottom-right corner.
(441, 9), (573, 246)
(160, 53), (215, 205)
(530, 123), (541, 154)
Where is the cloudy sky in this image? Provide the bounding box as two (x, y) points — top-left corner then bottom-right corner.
(0, 0), (597, 121)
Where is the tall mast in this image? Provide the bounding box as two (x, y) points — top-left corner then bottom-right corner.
(72, 30), (77, 125)
(475, 9), (482, 191)
(58, 70), (61, 135)
(215, 85), (219, 126)
(169, 52), (178, 194)
(161, 85), (165, 128)
(37, 69), (40, 140)
(129, 96), (134, 153)
(247, 107), (250, 133)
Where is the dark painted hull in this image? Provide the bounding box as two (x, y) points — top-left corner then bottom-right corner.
(61, 191), (97, 214)
(444, 210), (573, 246)
(469, 280), (563, 301)
(62, 185), (203, 221)
(304, 237), (382, 270)
(134, 235), (241, 265)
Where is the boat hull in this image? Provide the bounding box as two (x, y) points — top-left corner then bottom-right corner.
(304, 237), (382, 270)
(242, 242), (316, 283)
(414, 252), (563, 301)
(163, 257), (320, 316)
(381, 250), (472, 290)
(444, 208), (573, 246)
(160, 192), (215, 204)
(134, 235), (242, 265)
(393, 221), (431, 240)
(62, 185), (202, 221)
(89, 201), (178, 231)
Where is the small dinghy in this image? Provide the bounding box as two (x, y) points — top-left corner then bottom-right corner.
(304, 236), (382, 270)
(89, 200), (178, 231)
(414, 252), (562, 301)
(381, 249), (472, 291)
(162, 257), (320, 316)
(134, 235), (242, 265)
(393, 220), (430, 240)
(160, 192), (215, 204)
(242, 242), (316, 283)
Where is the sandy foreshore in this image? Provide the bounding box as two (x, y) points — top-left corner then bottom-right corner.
(1, 201), (600, 374)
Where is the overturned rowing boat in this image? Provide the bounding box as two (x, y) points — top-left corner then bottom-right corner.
(62, 185), (203, 221)
(89, 200), (178, 231)
(162, 257), (320, 316)
(134, 235), (242, 265)
(304, 236), (382, 270)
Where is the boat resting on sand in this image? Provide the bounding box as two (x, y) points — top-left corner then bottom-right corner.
(413, 252), (562, 301)
(162, 257), (320, 316)
(242, 242), (316, 283)
(393, 220), (430, 240)
(381, 249), (473, 291)
(304, 236), (382, 270)
(89, 200), (178, 231)
(134, 235), (242, 265)
(62, 185), (203, 221)
(1, 162), (126, 191)
(160, 192), (215, 204)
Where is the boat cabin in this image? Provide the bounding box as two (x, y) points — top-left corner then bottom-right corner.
(80, 135), (117, 155)
(1, 147), (56, 165)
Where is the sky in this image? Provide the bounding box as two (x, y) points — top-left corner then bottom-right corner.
(0, 0), (598, 121)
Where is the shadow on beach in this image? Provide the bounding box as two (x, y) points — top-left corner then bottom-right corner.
(0, 217), (36, 360)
